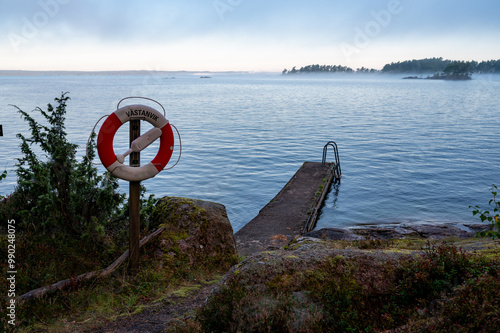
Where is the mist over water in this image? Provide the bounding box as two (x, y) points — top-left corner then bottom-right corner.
(1, 73), (499, 232)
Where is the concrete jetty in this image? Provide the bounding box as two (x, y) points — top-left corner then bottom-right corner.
(235, 162), (337, 257)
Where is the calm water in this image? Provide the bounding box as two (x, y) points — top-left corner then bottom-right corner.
(1, 74), (499, 232)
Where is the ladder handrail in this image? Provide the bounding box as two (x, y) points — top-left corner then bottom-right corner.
(322, 141), (341, 182)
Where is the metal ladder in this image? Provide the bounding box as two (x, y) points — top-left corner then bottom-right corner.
(303, 141), (342, 233)
(322, 141), (341, 183)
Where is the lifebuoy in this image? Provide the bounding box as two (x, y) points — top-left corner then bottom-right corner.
(97, 104), (174, 181)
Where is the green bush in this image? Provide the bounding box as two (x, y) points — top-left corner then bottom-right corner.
(7, 93), (125, 237)
(471, 184), (500, 239)
(0, 93), (125, 239)
(438, 272), (500, 331)
(0, 170), (6, 199)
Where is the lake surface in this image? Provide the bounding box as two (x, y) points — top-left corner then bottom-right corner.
(1, 73), (499, 232)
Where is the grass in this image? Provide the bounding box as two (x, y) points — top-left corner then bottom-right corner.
(17, 261), (224, 332)
(0, 232), (123, 296)
(0, 230), (226, 333)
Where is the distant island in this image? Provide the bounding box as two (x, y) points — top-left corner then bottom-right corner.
(282, 64), (377, 75)
(402, 60), (475, 80)
(282, 57), (500, 76)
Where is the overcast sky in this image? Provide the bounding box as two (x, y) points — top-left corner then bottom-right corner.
(1, 0), (499, 72)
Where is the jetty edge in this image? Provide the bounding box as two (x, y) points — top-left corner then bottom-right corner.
(235, 161), (336, 257)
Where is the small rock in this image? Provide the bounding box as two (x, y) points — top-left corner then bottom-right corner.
(407, 223), (470, 239)
(351, 227), (419, 239)
(304, 228), (365, 241)
(463, 223), (493, 233)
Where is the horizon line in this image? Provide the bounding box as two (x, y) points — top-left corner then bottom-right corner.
(0, 69), (272, 76)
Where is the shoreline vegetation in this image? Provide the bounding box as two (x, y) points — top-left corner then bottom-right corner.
(403, 73), (472, 81)
(283, 57), (500, 79)
(1, 58), (500, 77)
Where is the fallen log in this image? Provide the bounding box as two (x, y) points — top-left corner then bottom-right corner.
(19, 227), (165, 302)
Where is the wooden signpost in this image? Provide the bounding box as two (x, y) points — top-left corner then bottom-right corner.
(96, 101), (175, 273)
(129, 119), (141, 272)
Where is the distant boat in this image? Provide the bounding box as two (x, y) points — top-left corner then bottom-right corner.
(200, 76), (212, 79)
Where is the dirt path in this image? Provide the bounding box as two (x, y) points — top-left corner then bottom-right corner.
(87, 283), (214, 333)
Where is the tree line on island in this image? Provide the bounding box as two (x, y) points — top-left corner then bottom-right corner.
(282, 64), (378, 75)
(382, 58), (500, 74)
(282, 57), (500, 79)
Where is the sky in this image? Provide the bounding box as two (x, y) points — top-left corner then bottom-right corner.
(1, 0), (500, 72)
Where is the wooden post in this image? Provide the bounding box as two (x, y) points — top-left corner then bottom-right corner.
(128, 119), (141, 273)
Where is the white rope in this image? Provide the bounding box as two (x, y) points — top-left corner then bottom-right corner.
(162, 123), (182, 170)
(94, 122), (182, 171)
(86, 114), (109, 166)
(87, 98), (180, 179)
(116, 97), (166, 117)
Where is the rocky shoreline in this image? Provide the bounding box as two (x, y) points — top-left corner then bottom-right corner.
(305, 222), (492, 241)
(90, 198), (498, 332)
(197, 225), (500, 332)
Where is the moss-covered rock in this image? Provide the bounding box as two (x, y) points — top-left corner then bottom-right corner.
(151, 197), (238, 272)
(193, 237), (499, 333)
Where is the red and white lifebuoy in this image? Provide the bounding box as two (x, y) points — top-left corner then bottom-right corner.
(97, 104), (174, 182)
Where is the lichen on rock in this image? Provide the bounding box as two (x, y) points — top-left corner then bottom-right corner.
(150, 197), (238, 271)
(194, 236), (500, 332)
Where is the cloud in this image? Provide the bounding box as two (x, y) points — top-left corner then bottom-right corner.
(1, 0), (217, 44)
(1, 0), (499, 71)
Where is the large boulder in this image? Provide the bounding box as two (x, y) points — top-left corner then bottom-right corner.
(200, 238), (410, 332)
(196, 237), (500, 332)
(151, 197), (238, 270)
